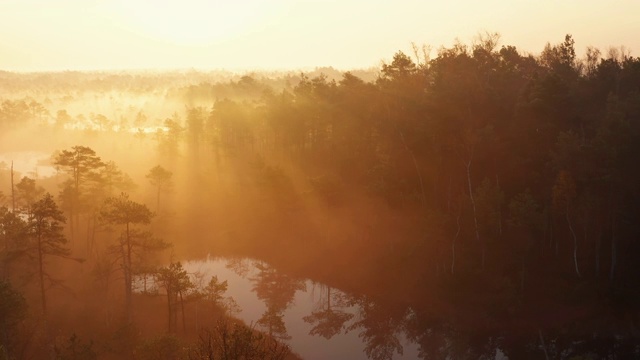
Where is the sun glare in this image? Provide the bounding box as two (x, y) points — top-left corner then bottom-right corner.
(111, 0), (273, 46)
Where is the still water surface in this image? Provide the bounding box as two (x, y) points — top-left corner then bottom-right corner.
(141, 257), (632, 359)
(182, 257), (421, 360)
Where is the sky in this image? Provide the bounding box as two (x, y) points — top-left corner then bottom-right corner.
(0, 0), (639, 72)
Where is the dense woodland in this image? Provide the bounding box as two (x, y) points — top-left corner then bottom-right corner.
(1, 34), (640, 358)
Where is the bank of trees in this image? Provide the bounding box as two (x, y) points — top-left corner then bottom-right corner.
(162, 34), (640, 305)
(0, 146), (290, 358)
(1, 32), (640, 357)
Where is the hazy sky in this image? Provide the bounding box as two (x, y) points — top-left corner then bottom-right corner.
(1, 0), (638, 71)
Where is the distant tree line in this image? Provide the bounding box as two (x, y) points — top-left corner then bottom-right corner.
(1, 32), (639, 358)
(168, 34), (640, 305)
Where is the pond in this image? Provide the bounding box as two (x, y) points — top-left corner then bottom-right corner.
(177, 257), (503, 360)
(140, 256), (639, 359)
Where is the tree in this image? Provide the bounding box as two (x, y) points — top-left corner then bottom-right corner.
(54, 109), (72, 130)
(190, 318), (291, 360)
(381, 51), (418, 82)
(156, 262), (193, 333)
(14, 176), (44, 215)
(508, 189), (543, 292)
(53, 334), (97, 360)
(53, 146), (105, 241)
(84, 161), (135, 254)
(157, 115), (184, 157)
(0, 279), (27, 358)
(136, 334), (185, 360)
(553, 170), (581, 278)
(28, 193), (72, 315)
(203, 275), (228, 307)
(99, 193), (166, 321)
(146, 165), (173, 212)
(540, 34), (579, 79)
(474, 177), (505, 264)
(0, 206), (28, 279)
(53, 146), (105, 200)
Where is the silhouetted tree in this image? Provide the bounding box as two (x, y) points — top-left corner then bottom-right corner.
(0, 279), (27, 358)
(0, 206), (28, 279)
(156, 262), (193, 333)
(28, 193), (71, 315)
(14, 176), (44, 215)
(190, 318), (290, 360)
(53, 146), (105, 242)
(146, 165), (173, 212)
(100, 193), (166, 321)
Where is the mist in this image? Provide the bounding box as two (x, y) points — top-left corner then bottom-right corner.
(2, 34), (640, 359)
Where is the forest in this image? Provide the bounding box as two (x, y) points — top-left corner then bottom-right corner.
(1, 34), (640, 359)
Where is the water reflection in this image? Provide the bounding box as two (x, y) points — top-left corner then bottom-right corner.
(185, 257), (418, 359)
(303, 285), (353, 339)
(183, 257), (638, 360)
(345, 295), (407, 360)
(251, 262), (306, 340)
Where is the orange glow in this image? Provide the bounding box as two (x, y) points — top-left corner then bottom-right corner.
(0, 0), (638, 71)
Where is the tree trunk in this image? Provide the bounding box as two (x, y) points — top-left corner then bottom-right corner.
(609, 215), (616, 281)
(452, 213), (461, 275)
(120, 239), (129, 322)
(69, 205), (75, 243)
(566, 206), (581, 278)
(520, 257), (526, 294)
(496, 174), (502, 236)
(384, 102), (426, 209)
(10, 161), (15, 213)
(539, 329), (550, 360)
(167, 284), (173, 333)
(595, 224), (602, 277)
(180, 290), (186, 333)
(446, 173), (452, 212)
(156, 186), (161, 213)
(172, 293), (178, 332)
(583, 208), (589, 275)
(86, 214), (93, 256)
(90, 212), (98, 256)
(125, 222), (133, 322)
(465, 160), (483, 270)
(37, 234), (47, 316)
(551, 217), (558, 258)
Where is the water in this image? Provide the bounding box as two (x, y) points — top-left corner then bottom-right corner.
(144, 257), (632, 359)
(181, 257), (420, 360)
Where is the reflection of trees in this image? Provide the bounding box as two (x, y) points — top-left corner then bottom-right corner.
(303, 284), (353, 339)
(226, 257), (251, 277)
(251, 262), (305, 341)
(404, 305), (640, 360)
(345, 295), (407, 360)
(404, 310), (449, 359)
(242, 259), (638, 359)
(406, 310), (498, 360)
(502, 324), (640, 360)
